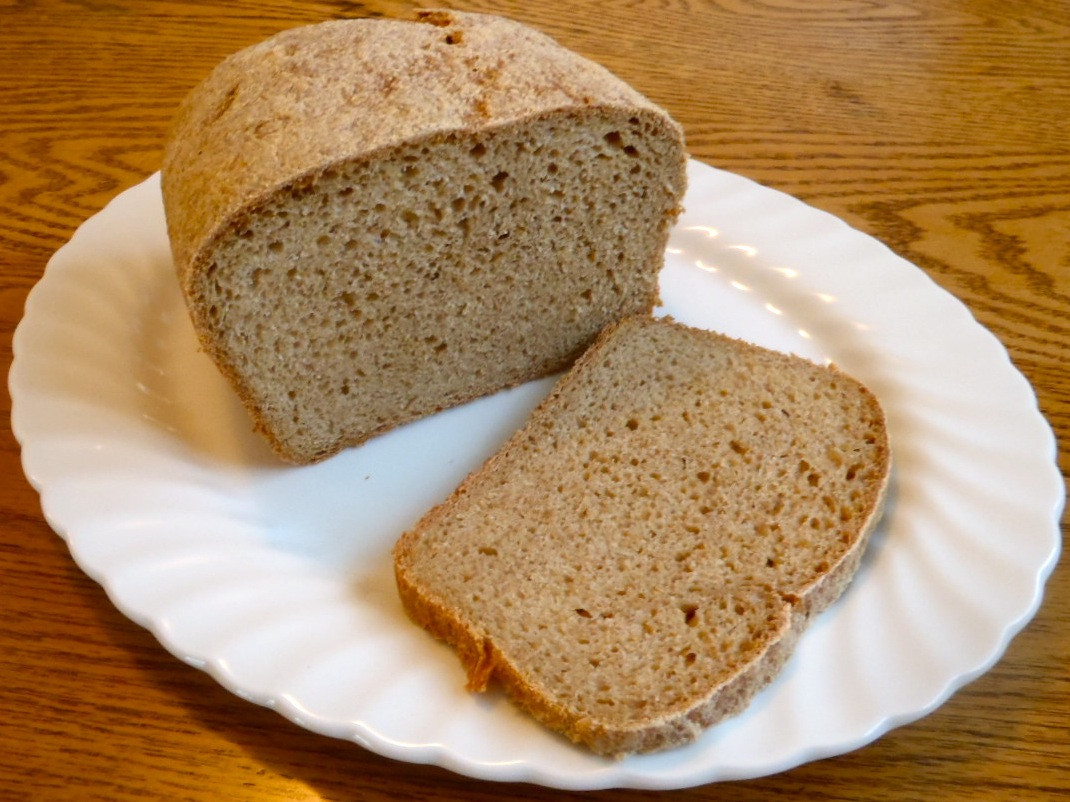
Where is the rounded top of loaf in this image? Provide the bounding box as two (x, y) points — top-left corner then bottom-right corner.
(161, 10), (680, 283)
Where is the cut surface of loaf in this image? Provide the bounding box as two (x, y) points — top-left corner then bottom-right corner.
(160, 10), (687, 463)
(393, 316), (891, 756)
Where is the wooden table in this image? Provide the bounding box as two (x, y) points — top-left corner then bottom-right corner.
(2, 1), (1066, 799)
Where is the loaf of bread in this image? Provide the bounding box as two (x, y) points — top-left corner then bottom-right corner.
(160, 10), (687, 463)
(393, 316), (891, 756)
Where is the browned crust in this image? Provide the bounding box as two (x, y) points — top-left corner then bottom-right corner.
(392, 315), (892, 757)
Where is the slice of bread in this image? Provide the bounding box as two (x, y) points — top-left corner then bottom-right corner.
(393, 316), (891, 756)
(160, 11), (687, 463)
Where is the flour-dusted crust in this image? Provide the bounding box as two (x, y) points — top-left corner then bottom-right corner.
(161, 11), (686, 462)
(394, 316), (891, 756)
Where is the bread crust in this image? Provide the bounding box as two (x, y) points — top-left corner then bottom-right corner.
(393, 316), (891, 756)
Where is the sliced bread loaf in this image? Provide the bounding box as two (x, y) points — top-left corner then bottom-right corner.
(393, 316), (891, 756)
(160, 11), (687, 463)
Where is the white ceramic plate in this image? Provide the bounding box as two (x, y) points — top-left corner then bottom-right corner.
(10, 160), (1062, 790)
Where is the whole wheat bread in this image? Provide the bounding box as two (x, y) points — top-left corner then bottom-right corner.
(160, 11), (687, 463)
(393, 316), (891, 756)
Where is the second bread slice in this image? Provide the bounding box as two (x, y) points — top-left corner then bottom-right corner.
(393, 315), (891, 756)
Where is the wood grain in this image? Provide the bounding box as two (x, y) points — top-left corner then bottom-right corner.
(1, 0), (1067, 799)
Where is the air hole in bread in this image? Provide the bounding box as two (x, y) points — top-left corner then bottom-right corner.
(680, 603), (699, 626)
